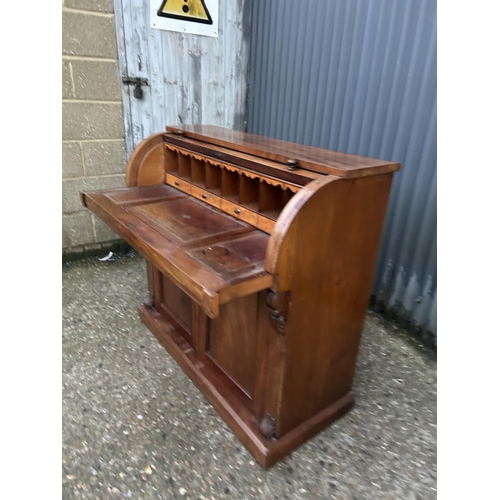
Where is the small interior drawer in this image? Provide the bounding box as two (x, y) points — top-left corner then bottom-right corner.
(191, 185), (221, 208)
(220, 198), (258, 226)
(166, 173), (191, 194)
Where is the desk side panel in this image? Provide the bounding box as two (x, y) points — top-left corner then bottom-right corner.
(125, 132), (166, 187)
(266, 173), (394, 437)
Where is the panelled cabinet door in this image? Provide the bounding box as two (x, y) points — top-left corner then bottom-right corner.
(206, 295), (258, 399)
(161, 273), (193, 340)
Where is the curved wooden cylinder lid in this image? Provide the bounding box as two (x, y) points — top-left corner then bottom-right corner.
(126, 132), (166, 187)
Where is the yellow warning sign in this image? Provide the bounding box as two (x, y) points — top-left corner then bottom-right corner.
(157, 0), (213, 25)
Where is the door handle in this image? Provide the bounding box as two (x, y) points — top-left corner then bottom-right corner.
(122, 77), (148, 100)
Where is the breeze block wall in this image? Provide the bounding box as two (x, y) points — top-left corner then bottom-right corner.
(62, 0), (126, 252)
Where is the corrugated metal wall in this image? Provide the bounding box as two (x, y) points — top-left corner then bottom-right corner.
(247, 0), (437, 343)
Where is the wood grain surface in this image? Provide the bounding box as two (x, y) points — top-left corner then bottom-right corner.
(166, 125), (400, 178)
(82, 127), (399, 467)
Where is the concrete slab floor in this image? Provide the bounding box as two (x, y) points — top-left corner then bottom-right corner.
(62, 253), (437, 500)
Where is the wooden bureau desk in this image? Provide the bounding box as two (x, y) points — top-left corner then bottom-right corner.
(81, 125), (400, 468)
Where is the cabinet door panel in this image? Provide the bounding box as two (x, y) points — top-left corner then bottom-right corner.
(207, 295), (258, 396)
(156, 272), (193, 345)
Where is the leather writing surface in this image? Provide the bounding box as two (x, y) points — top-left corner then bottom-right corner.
(130, 197), (246, 244)
(187, 232), (268, 280)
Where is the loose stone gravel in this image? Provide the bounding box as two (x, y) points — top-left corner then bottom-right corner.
(62, 253), (437, 499)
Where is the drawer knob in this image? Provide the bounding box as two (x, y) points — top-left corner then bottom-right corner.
(234, 208), (241, 214)
(174, 181), (180, 186)
(287, 159), (299, 171)
(202, 194), (207, 199)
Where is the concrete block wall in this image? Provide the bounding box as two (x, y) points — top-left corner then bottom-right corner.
(62, 0), (126, 250)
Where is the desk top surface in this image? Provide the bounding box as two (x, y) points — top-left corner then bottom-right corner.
(166, 125), (400, 178)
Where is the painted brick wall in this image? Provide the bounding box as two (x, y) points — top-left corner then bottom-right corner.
(62, 0), (126, 250)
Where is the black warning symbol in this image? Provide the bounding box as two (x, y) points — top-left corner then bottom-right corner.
(157, 0), (213, 25)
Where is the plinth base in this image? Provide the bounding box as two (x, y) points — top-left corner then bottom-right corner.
(139, 304), (355, 468)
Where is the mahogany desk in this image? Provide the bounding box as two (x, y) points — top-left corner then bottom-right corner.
(81, 125), (400, 468)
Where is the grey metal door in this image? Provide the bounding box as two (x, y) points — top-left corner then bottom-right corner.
(113, 0), (250, 156)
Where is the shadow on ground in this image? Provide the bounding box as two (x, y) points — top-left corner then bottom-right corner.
(62, 254), (436, 499)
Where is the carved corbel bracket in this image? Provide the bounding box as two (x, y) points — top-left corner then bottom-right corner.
(266, 290), (289, 335)
(270, 311), (286, 335)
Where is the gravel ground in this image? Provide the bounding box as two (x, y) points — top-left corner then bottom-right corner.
(62, 253), (437, 500)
